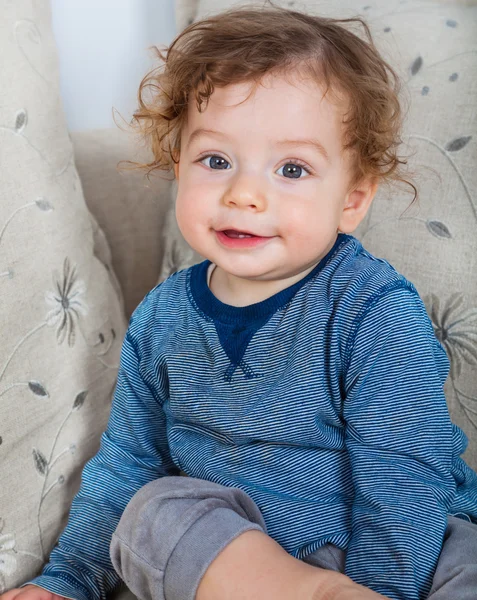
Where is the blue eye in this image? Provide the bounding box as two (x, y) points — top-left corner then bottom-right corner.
(277, 162), (311, 179)
(197, 154), (312, 178)
(199, 155), (230, 170)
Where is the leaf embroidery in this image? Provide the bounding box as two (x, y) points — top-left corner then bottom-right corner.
(410, 56), (423, 76)
(33, 449), (48, 475)
(427, 221), (452, 239)
(445, 136), (472, 152)
(14, 110), (27, 133)
(73, 390), (88, 411)
(35, 198), (53, 212)
(28, 381), (49, 397)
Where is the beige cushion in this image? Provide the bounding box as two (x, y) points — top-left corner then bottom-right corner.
(0, 0), (127, 592)
(175, 0), (200, 32)
(71, 128), (174, 319)
(162, 0), (477, 470)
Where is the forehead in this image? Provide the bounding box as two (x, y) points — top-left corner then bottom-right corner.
(183, 73), (347, 156)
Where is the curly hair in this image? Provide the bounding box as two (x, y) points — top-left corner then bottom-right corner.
(123, 2), (416, 200)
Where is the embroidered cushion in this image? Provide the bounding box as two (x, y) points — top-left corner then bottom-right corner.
(0, 0), (126, 591)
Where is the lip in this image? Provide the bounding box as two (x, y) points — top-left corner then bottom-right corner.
(215, 229), (274, 249)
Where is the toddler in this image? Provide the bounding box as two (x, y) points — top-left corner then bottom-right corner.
(4, 4), (477, 600)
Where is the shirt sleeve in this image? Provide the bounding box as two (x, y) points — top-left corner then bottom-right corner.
(26, 305), (178, 600)
(342, 283), (457, 600)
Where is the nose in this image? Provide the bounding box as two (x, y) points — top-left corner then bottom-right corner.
(222, 174), (267, 212)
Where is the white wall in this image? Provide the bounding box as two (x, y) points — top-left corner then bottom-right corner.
(51, 0), (176, 132)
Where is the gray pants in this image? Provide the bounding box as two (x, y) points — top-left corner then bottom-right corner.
(110, 476), (477, 600)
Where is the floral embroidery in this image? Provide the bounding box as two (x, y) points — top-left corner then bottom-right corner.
(424, 294), (477, 430)
(45, 258), (88, 347)
(1, 7), (124, 592)
(425, 293), (477, 380)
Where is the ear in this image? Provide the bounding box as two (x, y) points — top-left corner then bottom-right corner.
(338, 178), (378, 233)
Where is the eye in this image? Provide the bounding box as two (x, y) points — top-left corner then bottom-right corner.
(277, 161), (312, 179)
(197, 154), (231, 170)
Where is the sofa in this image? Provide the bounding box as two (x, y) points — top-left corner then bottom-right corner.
(0, 0), (475, 598)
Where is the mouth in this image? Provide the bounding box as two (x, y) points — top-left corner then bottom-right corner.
(219, 229), (261, 239)
(215, 228), (274, 248)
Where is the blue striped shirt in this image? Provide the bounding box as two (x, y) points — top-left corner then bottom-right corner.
(30, 233), (477, 600)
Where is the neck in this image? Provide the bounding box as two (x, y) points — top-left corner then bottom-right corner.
(209, 263), (319, 307)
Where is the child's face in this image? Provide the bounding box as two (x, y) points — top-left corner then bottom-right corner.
(173, 73), (376, 283)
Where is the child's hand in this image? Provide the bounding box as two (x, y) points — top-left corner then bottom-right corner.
(0, 585), (66, 600)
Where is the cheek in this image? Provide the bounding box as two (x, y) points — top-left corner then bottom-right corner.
(175, 190), (210, 237)
(175, 194), (194, 237)
(277, 201), (324, 236)
(277, 197), (342, 248)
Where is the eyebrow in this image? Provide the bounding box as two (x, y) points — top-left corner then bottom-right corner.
(187, 128), (331, 164)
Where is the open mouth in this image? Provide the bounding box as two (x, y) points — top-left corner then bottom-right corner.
(215, 229), (272, 248)
(220, 229), (256, 239)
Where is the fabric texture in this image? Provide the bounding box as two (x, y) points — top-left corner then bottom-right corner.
(0, 0), (127, 593)
(174, 0), (200, 32)
(28, 234), (477, 600)
(305, 516), (477, 599)
(71, 128), (174, 319)
(160, 0), (477, 472)
(111, 476), (477, 600)
(110, 477), (266, 600)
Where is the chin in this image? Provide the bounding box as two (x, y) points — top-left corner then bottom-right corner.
(218, 258), (280, 280)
